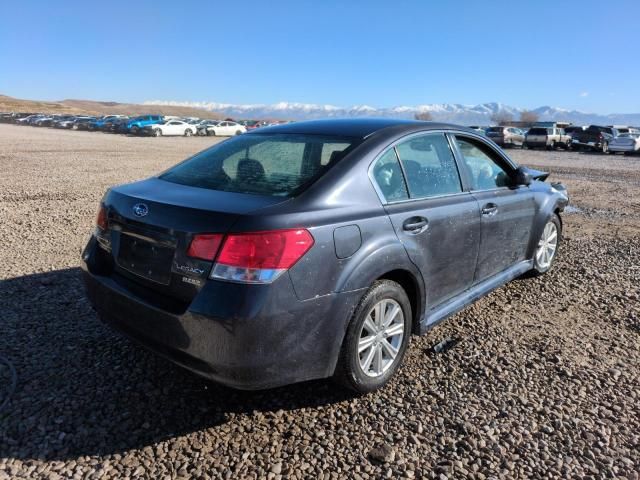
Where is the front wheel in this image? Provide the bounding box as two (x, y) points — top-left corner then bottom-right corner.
(235, 130), (242, 135)
(154, 128), (162, 137)
(184, 129), (192, 137)
(602, 142), (609, 154)
(532, 214), (561, 275)
(334, 280), (412, 393)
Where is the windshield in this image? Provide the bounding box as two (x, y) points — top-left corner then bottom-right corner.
(160, 133), (359, 197)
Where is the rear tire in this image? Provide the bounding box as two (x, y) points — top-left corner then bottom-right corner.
(334, 280), (412, 393)
(154, 128), (162, 137)
(602, 141), (609, 154)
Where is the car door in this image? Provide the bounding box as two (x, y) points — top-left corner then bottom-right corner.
(372, 132), (481, 311)
(452, 134), (536, 282)
(168, 121), (183, 135)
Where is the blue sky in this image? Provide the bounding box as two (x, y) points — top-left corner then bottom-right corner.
(1, 0), (638, 113)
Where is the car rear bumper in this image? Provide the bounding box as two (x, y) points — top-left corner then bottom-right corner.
(572, 140), (602, 149)
(525, 140), (548, 147)
(609, 144), (637, 152)
(81, 239), (363, 390)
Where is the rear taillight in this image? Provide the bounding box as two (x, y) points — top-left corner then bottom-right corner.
(187, 233), (224, 261)
(96, 205), (108, 230)
(202, 229), (314, 284)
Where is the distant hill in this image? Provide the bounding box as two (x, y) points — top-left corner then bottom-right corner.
(145, 99), (640, 126)
(0, 94), (222, 119)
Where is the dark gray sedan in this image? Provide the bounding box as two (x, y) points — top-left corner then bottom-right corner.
(82, 119), (568, 393)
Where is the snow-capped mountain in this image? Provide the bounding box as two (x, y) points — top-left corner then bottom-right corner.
(144, 99), (640, 126)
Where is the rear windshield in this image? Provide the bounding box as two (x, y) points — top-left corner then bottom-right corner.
(528, 128), (548, 135)
(160, 133), (359, 196)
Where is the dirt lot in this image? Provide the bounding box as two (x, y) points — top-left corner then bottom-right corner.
(0, 124), (638, 479)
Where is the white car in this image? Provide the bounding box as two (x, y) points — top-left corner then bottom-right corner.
(609, 133), (640, 155)
(206, 121), (246, 136)
(147, 120), (197, 137)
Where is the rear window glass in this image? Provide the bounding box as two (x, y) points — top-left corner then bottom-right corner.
(160, 134), (359, 196)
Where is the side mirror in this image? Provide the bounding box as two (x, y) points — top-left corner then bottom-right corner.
(514, 167), (532, 186)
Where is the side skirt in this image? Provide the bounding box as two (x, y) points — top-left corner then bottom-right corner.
(418, 260), (533, 335)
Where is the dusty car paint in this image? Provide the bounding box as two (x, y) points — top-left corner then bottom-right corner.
(82, 119), (568, 389)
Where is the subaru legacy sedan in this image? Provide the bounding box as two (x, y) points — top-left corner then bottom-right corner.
(82, 119), (568, 393)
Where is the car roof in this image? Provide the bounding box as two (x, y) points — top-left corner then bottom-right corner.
(247, 118), (469, 138)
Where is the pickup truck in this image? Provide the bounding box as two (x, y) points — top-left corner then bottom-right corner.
(571, 125), (620, 153)
(524, 127), (572, 150)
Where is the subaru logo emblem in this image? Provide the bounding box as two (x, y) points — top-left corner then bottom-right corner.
(132, 203), (149, 217)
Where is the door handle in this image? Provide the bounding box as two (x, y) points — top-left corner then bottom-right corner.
(403, 216), (428, 233)
(481, 203), (498, 216)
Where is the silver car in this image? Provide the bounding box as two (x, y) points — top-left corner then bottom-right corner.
(609, 133), (640, 155)
(486, 126), (526, 148)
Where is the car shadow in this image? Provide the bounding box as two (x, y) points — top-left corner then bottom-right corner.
(0, 267), (353, 461)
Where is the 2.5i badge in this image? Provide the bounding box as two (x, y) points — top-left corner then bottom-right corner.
(181, 276), (202, 286)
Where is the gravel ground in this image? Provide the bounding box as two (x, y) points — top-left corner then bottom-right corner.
(0, 124), (639, 479)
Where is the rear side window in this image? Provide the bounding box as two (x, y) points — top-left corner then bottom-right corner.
(395, 133), (462, 198)
(371, 149), (409, 202)
(527, 128), (548, 135)
(455, 136), (511, 190)
(160, 134), (358, 197)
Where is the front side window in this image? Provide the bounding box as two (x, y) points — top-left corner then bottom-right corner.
(395, 133), (462, 198)
(455, 137), (511, 190)
(371, 149), (409, 202)
(160, 134), (358, 197)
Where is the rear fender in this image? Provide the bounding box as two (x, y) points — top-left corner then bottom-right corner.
(335, 239), (425, 329)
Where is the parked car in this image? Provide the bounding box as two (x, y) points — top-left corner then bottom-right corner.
(49, 115), (77, 128)
(82, 119), (568, 393)
(525, 127), (572, 150)
(608, 133), (640, 155)
(88, 115), (127, 131)
(196, 120), (220, 136)
(72, 117), (98, 130)
(205, 120), (246, 136)
(571, 125), (619, 153)
(241, 120), (264, 131)
(125, 115), (164, 134)
(485, 126), (525, 148)
(564, 126), (584, 139)
(143, 120), (197, 137)
(33, 116), (55, 127)
(19, 114), (45, 125)
(54, 116), (83, 129)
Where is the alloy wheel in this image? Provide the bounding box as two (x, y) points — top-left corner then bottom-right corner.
(357, 299), (405, 377)
(535, 222), (558, 269)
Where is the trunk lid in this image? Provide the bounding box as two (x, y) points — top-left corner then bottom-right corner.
(99, 177), (288, 306)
